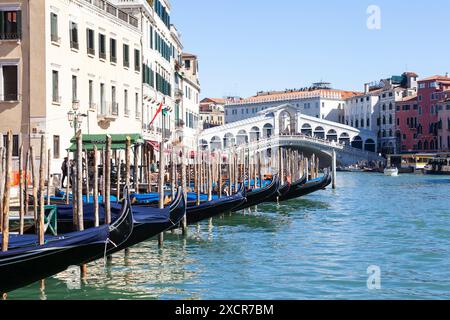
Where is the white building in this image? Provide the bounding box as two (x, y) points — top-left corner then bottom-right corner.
(344, 72), (418, 154)
(225, 83), (359, 125)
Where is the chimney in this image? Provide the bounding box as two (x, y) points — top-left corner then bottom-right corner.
(364, 83), (370, 94)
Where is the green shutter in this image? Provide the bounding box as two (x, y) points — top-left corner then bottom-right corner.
(0, 12), (4, 35)
(17, 10), (22, 38)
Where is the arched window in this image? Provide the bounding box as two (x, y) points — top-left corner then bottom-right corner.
(352, 136), (363, 149)
(326, 129), (338, 142)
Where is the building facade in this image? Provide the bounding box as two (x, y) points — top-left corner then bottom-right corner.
(437, 91), (450, 152)
(0, 0), (200, 176)
(224, 83), (359, 125)
(200, 98), (226, 129)
(345, 72), (418, 154)
(395, 75), (450, 153)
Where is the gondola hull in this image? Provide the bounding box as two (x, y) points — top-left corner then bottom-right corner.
(278, 172), (332, 202)
(0, 187), (133, 293)
(232, 176), (280, 211)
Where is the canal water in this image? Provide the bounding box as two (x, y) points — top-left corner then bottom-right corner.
(9, 173), (450, 300)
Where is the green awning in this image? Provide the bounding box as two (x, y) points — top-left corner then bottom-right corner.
(68, 134), (143, 152)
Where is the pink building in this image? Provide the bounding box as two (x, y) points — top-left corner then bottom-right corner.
(438, 91), (450, 151)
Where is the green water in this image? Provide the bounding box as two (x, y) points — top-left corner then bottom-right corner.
(8, 173), (450, 300)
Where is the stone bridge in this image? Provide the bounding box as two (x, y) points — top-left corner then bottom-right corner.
(198, 104), (383, 167)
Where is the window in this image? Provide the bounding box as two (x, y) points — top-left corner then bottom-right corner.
(100, 83), (105, 114)
(88, 80), (94, 109)
(134, 49), (140, 71)
(0, 10), (21, 40)
(110, 38), (117, 63)
(86, 28), (95, 55)
(72, 75), (77, 102)
(419, 83), (426, 89)
(2, 134), (19, 157)
(70, 22), (78, 49)
(53, 135), (60, 159)
(135, 92), (139, 118)
(1, 65), (18, 101)
(50, 13), (58, 43)
(99, 33), (106, 60)
(123, 44), (130, 67)
(111, 86), (117, 115)
(52, 70), (59, 103)
(124, 89), (129, 115)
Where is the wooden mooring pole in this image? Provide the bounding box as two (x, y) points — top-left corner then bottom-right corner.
(332, 149), (337, 190)
(1, 131), (13, 251)
(93, 145), (99, 227)
(38, 135), (46, 245)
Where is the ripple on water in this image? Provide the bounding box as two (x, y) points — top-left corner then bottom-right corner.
(8, 173), (450, 300)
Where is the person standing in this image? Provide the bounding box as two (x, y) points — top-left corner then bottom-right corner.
(61, 157), (69, 188)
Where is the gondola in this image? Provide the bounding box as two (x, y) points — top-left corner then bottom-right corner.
(278, 170), (332, 202)
(47, 188), (186, 251)
(232, 175), (280, 211)
(0, 187), (133, 293)
(269, 174), (307, 202)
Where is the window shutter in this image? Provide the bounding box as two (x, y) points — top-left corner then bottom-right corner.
(0, 12), (4, 35)
(16, 10), (22, 38)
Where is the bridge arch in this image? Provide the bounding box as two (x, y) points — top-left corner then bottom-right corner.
(326, 129), (338, 142)
(314, 126), (325, 139)
(250, 126), (261, 142)
(364, 139), (376, 152)
(339, 132), (350, 145)
(278, 108), (297, 135)
(223, 133), (236, 149)
(199, 139), (209, 151)
(301, 123), (313, 136)
(210, 136), (222, 151)
(352, 136), (363, 149)
(236, 130), (249, 145)
(262, 124), (274, 139)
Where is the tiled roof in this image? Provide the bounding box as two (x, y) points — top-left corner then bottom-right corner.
(227, 89), (361, 106)
(399, 95), (418, 102)
(419, 75), (450, 82)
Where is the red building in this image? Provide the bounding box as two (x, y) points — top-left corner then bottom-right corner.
(396, 75), (450, 152)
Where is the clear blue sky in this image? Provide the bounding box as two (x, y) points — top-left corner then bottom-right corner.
(171, 0), (450, 99)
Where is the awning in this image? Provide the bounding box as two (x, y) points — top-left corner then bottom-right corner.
(68, 134), (143, 152)
(146, 140), (160, 152)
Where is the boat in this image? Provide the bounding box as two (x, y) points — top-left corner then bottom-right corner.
(384, 167), (399, 176)
(181, 186), (246, 225)
(277, 170), (332, 202)
(232, 175), (280, 211)
(0, 187), (133, 293)
(423, 156), (450, 175)
(46, 188), (186, 252)
(269, 174), (307, 202)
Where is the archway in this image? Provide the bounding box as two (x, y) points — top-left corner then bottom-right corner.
(223, 133), (236, 149)
(249, 126), (261, 142)
(262, 124), (273, 139)
(210, 136), (222, 151)
(364, 139), (376, 152)
(301, 123), (313, 136)
(314, 126), (325, 139)
(326, 129), (338, 142)
(236, 130), (248, 145)
(352, 136), (363, 149)
(278, 109), (296, 135)
(424, 140), (429, 150)
(339, 132), (350, 145)
(199, 139), (209, 151)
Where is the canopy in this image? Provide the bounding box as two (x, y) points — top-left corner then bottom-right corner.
(68, 134), (143, 152)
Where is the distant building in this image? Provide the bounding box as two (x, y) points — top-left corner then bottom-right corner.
(224, 83), (359, 124)
(437, 91), (450, 151)
(396, 75), (450, 152)
(345, 72), (418, 154)
(200, 98), (227, 129)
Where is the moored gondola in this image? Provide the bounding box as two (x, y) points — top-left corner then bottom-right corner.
(0, 187), (133, 293)
(232, 175), (280, 211)
(278, 170), (332, 202)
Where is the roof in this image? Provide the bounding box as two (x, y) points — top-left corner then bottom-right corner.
(419, 75), (450, 82)
(201, 97), (227, 104)
(404, 72), (419, 77)
(398, 95), (418, 103)
(226, 89), (361, 106)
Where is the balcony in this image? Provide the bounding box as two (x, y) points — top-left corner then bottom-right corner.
(97, 102), (119, 122)
(51, 34), (61, 45)
(52, 96), (62, 105)
(175, 119), (185, 128)
(100, 52), (107, 60)
(70, 41), (79, 50)
(87, 48), (95, 56)
(0, 93), (20, 102)
(89, 102), (97, 111)
(0, 32), (21, 41)
(72, 100), (80, 109)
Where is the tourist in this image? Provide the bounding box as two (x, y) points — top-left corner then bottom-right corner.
(61, 157), (69, 188)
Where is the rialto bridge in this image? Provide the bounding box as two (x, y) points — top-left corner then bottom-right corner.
(198, 104), (384, 167)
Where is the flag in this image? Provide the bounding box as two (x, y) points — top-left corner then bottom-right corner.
(149, 102), (163, 126)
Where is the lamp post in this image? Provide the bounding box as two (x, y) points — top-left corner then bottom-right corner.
(67, 105), (87, 203)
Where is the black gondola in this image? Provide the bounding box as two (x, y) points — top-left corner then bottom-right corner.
(47, 188), (186, 253)
(232, 175), (280, 211)
(269, 174), (307, 202)
(278, 170), (332, 202)
(0, 187), (133, 293)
